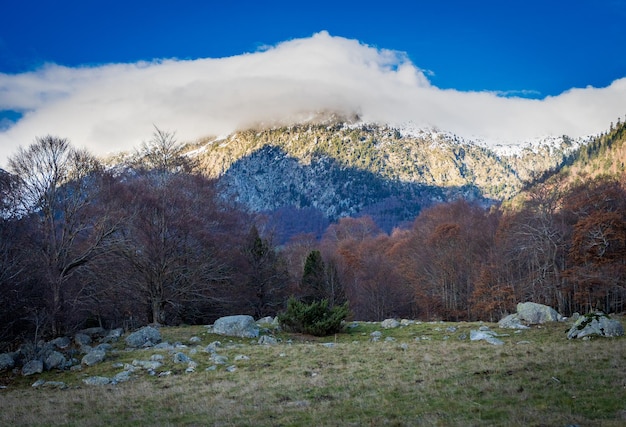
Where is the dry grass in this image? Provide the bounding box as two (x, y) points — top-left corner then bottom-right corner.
(1, 319), (625, 426)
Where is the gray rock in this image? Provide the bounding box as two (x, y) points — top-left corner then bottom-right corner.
(112, 370), (133, 384)
(49, 336), (71, 349)
(22, 360), (44, 376)
(189, 336), (202, 344)
(256, 316), (276, 325)
(44, 351), (67, 371)
(567, 312), (624, 339)
(132, 360), (162, 370)
(153, 342), (173, 350)
(32, 380), (67, 389)
(173, 352), (191, 363)
(470, 329), (504, 345)
(82, 376), (111, 386)
(74, 333), (92, 347)
(103, 328), (124, 343)
(204, 341), (222, 353)
(211, 354), (228, 365)
(258, 335), (278, 346)
(0, 353), (15, 371)
(516, 302), (562, 324)
(213, 315), (259, 338)
(125, 326), (162, 348)
(82, 350), (106, 366)
(381, 319), (400, 329)
(498, 313), (530, 330)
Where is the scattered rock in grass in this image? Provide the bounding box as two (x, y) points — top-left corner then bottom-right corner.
(258, 335), (278, 346)
(205, 341), (222, 353)
(153, 342), (174, 350)
(470, 329), (504, 345)
(83, 376), (111, 386)
(566, 311), (624, 339)
(22, 360), (43, 376)
(189, 336), (202, 344)
(132, 360), (163, 370)
(381, 319), (400, 329)
(211, 354), (228, 365)
(213, 315), (259, 338)
(173, 352), (191, 364)
(226, 365), (237, 372)
(498, 313), (530, 330)
(321, 342), (336, 348)
(234, 354), (250, 361)
(32, 379), (67, 389)
(82, 349), (106, 366)
(370, 331), (382, 342)
(125, 326), (162, 348)
(112, 370), (133, 383)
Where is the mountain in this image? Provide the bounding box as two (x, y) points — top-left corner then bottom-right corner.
(178, 119), (582, 239)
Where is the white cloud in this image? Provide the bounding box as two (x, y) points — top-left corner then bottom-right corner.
(1, 31), (625, 167)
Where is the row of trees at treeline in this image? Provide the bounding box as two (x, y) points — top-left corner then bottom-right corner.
(1, 128), (625, 348)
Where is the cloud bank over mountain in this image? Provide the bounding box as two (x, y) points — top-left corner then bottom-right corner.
(1, 31), (625, 165)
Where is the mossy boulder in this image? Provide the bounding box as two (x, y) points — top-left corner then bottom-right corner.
(567, 311), (624, 339)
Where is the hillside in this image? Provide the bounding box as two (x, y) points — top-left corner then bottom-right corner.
(507, 120), (626, 209)
(180, 120), (580, 237)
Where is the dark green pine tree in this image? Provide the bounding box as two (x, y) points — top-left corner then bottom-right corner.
(301, 250), (327, 304)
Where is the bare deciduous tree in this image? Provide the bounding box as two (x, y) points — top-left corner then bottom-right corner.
(8, 136), (119, 335)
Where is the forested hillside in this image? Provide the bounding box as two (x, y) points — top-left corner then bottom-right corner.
(186, 121), (579, 238)
(0, 121), (624, 349)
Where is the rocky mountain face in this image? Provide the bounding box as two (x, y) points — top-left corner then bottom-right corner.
(185, 121), (580, 239)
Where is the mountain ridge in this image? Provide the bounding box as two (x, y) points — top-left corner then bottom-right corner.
(157, 119), (581, 238)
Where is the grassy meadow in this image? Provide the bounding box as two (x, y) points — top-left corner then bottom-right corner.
(1, 318), (625, 426)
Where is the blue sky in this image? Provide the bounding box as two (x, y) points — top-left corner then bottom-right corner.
(2, 0), (624, 96)
(1, 0), (626, 164)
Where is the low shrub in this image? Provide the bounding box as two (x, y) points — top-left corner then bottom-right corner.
(277, 297), (350, 336)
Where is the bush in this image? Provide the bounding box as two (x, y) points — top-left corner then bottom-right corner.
(277, 297), (350, 336)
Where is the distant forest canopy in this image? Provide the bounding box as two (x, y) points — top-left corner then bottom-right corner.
(0, 121), (625, 349)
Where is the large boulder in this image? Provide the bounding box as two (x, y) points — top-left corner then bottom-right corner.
(0, 353), (15, 371)
(125, 326), (162, 348)
(212, 315), (259, 338)
(44, 351), (68, 371)
(516, 302), (562, 324)
(567, 312), (624, 339)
